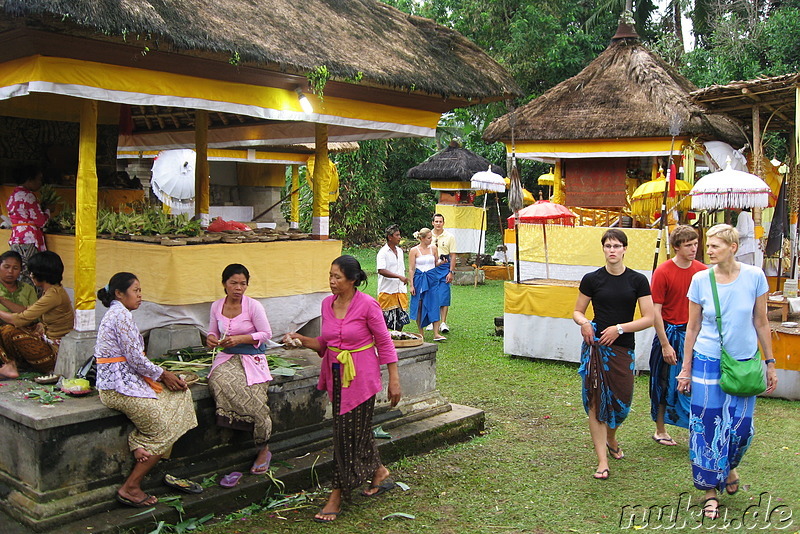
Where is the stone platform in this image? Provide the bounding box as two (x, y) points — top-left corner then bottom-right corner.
(0, 343), (484, 532)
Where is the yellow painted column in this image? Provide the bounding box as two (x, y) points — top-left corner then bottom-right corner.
(194, 110), (210, 225)
(74, 100), (98, 331)
(312, 123), (330, 239)
(290, 164), (300, 229)
(552, 159), (565, 205)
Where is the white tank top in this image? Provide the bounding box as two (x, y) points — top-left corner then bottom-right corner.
(414, 249), (436, 272)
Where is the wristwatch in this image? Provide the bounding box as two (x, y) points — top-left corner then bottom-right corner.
(616, 324), (624, 335)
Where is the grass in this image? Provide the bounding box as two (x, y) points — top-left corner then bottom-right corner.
(200, 247), (800, 534)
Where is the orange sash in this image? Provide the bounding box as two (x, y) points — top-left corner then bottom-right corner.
(96, 356), (163, 393)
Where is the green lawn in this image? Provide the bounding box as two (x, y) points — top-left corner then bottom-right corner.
(200, 248), (800, 534)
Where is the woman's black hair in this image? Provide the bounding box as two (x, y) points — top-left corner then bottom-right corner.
(332, 255), (368, 288)
(222, 263), (250, 284)
(17, 165), (42, 185)
(0, 250), (23, 265)
(27, 251), (64, 285)
(97, 272), (138, 308)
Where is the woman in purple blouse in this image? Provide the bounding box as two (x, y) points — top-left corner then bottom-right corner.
(287, 255), (401, 523)
(95, 272), (197, 508)
(207, 264), (274, 475)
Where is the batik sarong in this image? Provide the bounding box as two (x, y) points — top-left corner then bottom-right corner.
(0, 324), (58, 373)
(377, 292), (410, 331)
(99, 387), (197, 457)
(649, 322), (690, 428)
(209, 355), (272, 444)
(330, 363), (381, 498)
(688, 351), (755, 490)
(409, 268), (440, 328)
(435, 257), (452, 307)
(578, 327), (635, 429)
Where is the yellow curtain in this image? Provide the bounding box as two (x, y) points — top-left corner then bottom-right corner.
(74, 100), (98, 321)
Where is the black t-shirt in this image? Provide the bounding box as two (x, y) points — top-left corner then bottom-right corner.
(578, 267), (651, 349)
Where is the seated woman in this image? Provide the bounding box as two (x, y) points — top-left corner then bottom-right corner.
(0, 250), (37, 321)
(95, 272), (197, 508)
(207, 264), (274, 475)
(0, 251), (73, 378)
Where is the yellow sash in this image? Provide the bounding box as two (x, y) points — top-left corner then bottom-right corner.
(328, 341), (375, 388)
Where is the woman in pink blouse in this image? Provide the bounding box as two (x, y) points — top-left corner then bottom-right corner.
(95, 272), (197, 508)
(207, 263), (274, 475)
(6, 166), (49, 278)
(287, 255), (401, 523)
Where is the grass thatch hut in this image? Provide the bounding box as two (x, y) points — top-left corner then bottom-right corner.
(483, 21), (744, 210)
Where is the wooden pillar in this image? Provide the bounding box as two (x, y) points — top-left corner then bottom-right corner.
(194, 110), (210, 225)
(290, 164), (300, 229)
(312, 123), (330, 239)
(74, 100), (98, 331)
(752, 104), (765, 235)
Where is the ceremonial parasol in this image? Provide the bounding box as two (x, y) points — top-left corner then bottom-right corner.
(471, 166), (506, 258)
(151, 149), (196, 215)
(630, 177), (692, 219)
(689, 159), (772, 210)
(509, 200), (577, 279)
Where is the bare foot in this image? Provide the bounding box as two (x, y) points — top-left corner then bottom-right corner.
(133, 448), (152, 463)
(314, 489), (342, 522)
(0, 362), (19, 379)
(362, 465), (391, 496)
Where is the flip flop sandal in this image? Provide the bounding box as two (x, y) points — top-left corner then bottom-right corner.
(593, 468), (610, 480)
(361, 479), (395, 497)
(652, 436), (678, 446)
(701, 497), (720, 519)
(606, 443), (625, 459)
(725, 478), (740, 495)
(250, 450), (272, 475)
(164, 474), (203, 494)
(220, 471), (243, 488)
(116, 492), (157, 508)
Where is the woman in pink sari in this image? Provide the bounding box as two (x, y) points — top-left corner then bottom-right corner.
(207, 264), (274, 475)
(287, 255), (401, 523)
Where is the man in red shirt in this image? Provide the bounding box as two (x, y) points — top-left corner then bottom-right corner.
(649, 225), (706, 445)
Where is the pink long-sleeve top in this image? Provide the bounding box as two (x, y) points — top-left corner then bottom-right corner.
(6, 185), (49, 251)
(95, 300), (164, 399)
(316, 290), (398, 415)
(208, 295), (273, 386)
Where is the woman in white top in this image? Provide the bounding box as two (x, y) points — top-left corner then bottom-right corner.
(408, 228), (444, 341)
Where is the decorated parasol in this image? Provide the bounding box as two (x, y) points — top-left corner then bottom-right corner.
(151, 149), (196, 215)
(509, 200), (577, 279)
(630, 176), (692, 220)
(689, 159), (772, 210)
(471, 166), (506, 260)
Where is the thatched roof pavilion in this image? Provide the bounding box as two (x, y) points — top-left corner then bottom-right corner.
(407, 141), (506, 183)
(482, 22), (745, 209)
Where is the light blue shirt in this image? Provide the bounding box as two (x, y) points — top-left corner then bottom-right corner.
(687, 264), (768, 360)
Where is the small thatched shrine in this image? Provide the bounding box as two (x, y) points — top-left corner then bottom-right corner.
(483, 20), (745, 211)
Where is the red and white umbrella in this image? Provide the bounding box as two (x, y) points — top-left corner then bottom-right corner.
(508, 200), (577, 279)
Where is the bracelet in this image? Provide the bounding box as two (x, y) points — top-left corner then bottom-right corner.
(764, 358), (776, 365)
(675, 375), (691, 380)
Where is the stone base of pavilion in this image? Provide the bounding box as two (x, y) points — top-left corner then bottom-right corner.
(0, 344), (484, 533)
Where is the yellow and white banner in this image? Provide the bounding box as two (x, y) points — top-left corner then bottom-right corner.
(511, 138), (685, 162)
(434, 204), (487, 254)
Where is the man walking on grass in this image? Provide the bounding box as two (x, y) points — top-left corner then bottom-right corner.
(649, 225), (706, 445)
(430, 213), (456, 333)
(377, 224), (410, 331)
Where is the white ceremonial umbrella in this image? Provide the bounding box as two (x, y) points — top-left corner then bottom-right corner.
(690, 158), (772, 210)
(471, 166), (505, 259)
(151, 149), (197, 214)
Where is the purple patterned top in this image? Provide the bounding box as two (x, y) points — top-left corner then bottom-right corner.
(95, 300), (164, 398)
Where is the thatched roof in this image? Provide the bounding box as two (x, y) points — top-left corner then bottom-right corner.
(690, 73), (798, 134)
(483, 37), (745, 146)
(0, 0), (521, 103)
(406, 141), (505, 181)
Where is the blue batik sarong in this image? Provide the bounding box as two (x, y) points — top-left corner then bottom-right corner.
(409, 268), (440, 328)
(689, 351), (755, 491)
(435, 257), (451, 307)
(578, 324), (636, 429)
(649, 322), (690, 428)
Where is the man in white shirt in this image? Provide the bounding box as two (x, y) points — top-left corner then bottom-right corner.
(377, 224), (409, 330)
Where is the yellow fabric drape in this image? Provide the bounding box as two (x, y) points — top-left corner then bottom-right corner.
(311, 124), (331, 229)
(328, 342), (375, 387)
(683, 145), (696, 185)
(194, 110), (210, 217)
(504, 282), (645, 320)
(74, 100), (98, 315)
(552, 160), (565, 205)
(306, 155), (340, 202)
(291, 165), (300, 226)
(430, 181), (472, 191)
(434, 204), (486, 230)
